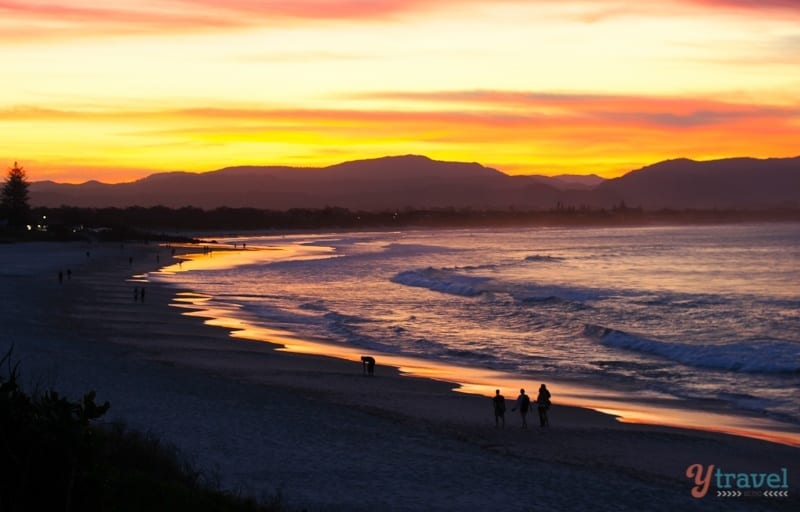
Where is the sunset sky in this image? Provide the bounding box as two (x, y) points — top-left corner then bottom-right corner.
(2, 0), (799, 183)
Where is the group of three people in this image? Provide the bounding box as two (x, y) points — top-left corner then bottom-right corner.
(493, 384), (550, 428)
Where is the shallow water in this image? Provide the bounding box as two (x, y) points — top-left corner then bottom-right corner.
(153, 223), (800, 440)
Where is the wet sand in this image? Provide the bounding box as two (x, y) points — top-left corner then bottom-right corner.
(1, 240), (797, 511)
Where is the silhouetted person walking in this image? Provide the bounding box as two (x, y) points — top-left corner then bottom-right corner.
(492, 389), (506, 428)
(536, 384), (551, 427)
(512, 388), (531, 428)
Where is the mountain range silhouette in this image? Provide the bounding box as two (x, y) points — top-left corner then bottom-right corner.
(30, 154), (800, 210)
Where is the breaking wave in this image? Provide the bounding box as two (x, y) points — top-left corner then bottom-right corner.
(391, 268), (493, 297)
(391, 267), (607, 304)
(584, 324), (800, 374)
(524, 255), (564, 263)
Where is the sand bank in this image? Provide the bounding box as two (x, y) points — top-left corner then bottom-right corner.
(1, 241), (797, 511)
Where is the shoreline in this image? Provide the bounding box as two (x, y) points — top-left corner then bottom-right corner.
(158, 239), (800, 448)
(2, 240), (797, 510)
(175, 296), (800, 448)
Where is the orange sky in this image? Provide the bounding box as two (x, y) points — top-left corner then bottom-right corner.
(1, 0), (799, 183)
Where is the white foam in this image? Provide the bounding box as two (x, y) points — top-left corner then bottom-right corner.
(585, 325), (800, 374)
(391, 268), (491, 297)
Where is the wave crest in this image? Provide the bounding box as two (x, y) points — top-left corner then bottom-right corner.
(584, 324), (800, 374)
(391, 268), (492, 297)
(524, 255), (563, 263)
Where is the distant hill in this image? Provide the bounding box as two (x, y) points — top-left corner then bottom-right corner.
(30, 155), (565, 210)
(596, 156), (800, 209)
(29, 154), (800, 210)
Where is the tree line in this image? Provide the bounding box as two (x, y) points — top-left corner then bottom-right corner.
(31, 204), (800, 234)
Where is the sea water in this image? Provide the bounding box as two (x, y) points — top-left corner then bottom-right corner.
(154, 223), (800, 431)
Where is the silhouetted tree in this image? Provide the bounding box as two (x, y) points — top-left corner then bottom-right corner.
(1, 161), (31, 230)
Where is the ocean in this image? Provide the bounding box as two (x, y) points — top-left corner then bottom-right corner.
(153, 222), (800, 438)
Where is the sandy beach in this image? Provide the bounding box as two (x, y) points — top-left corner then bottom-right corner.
(1, 240), (797, 511)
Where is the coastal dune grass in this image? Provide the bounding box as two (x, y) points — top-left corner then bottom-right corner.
(0, 348), (282, 512)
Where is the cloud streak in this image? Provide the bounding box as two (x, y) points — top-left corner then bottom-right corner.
(3, 0), (797, 43)
(4, 89), (799, 181)
(10, 87), (795, 132)
(346, 90), (800, 128)
(0, 0), (464, 42)
(686, 0), (800, 10)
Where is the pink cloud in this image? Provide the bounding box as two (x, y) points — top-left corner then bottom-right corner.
(2, 0), (797, 43)
(0, 0), (463, 42)
(0, 0), (243, 42)
(185, 0), (439, 20)
(686, 0), (800, 9)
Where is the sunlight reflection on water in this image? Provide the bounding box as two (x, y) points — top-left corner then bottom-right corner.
(151, 224), (800, 446)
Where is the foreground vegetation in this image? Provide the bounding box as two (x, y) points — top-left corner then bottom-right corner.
(0, 348), (282, 512)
